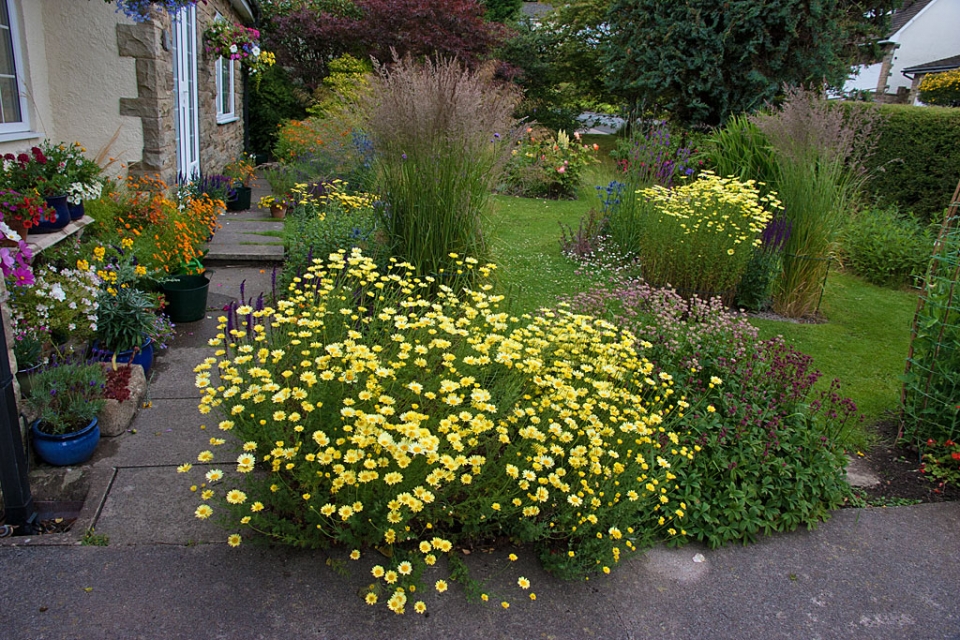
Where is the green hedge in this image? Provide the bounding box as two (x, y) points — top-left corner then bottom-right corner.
(862, 104), (960, 224)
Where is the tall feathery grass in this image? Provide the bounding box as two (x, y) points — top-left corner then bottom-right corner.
(361, 55), (519, 283)
(752, 89), (879, 318)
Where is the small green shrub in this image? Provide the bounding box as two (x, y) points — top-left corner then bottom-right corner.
(920, 438), (960, 490)
(280, 183), (380, 290)
(840, 206), (934, 287)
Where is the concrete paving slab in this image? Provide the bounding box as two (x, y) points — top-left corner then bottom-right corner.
(1, 503), (958, 639)
(93, 466), (223, 546)
(90, 398), (217, 468)
(147, 347), (208, 399)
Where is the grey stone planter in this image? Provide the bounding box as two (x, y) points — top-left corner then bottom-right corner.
(98, 364), (147, 437)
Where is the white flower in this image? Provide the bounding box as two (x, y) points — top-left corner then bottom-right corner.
(251, 45), (261, 57)
(229, 44), (238, 54)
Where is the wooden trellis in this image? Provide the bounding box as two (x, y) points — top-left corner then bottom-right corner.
(900, 176), (960, 442)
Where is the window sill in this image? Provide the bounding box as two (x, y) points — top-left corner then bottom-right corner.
(0, 130), (42, 144)
(216, 115), (239, 125)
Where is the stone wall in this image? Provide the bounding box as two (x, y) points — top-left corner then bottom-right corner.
(117, 0), (247, 184)
(196, 0), (247, 176)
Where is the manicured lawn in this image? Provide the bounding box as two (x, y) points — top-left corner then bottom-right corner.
(489, 195), (596, 313)
(752, 271), (918, 424)
(488, 192), (919, 435)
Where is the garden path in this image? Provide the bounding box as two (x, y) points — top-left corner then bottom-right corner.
(204, 176), (284, 264)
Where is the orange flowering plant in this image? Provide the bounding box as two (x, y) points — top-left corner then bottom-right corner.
(85, 176), (222, 274)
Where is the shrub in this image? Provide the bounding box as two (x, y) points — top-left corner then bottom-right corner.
(279, 182), (380, 289)
(753, 89), (880, 318)
(860, 104), (960, 224)
(840, 206), (934, 288)
(735, 216), (791, 311)
(623, 171), (780, 300)
(563, 278), (858, 547)
(918, 69), (960, 107)
(499, 128), (599, 199)
(605, 123), (698, 258)
(186, 250), (690, 610)
(360, 56), (518, 282)
(248, 64), (308, 159)
(274, 114), (375, 189)
(920, 438), (960, 491)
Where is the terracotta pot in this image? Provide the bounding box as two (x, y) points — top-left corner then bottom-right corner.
(270, 203), (286, 219)
(2, 217), (29, 246)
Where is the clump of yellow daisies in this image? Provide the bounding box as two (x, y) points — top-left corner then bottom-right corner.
(181, 248), (695, 613)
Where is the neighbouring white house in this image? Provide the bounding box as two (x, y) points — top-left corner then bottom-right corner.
(0, 0), (256, 183)
(844, 0), (960, 104)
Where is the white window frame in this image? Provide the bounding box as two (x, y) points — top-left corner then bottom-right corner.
(213, 13), (237, 125)
(215, 55), (237, 124)
(0, 0), (32, 139)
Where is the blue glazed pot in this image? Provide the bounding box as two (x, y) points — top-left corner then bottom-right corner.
(31, 417), (101, 466)
(94, 337), (154, 377)
(68, 199), (85, 221)
(34, 194), (71, 233)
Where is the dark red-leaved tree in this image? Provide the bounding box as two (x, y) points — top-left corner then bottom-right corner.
(267, 0), (506, 90)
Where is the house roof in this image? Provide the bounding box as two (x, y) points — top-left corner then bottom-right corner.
(903, 53), (960, 74)
(889, 0), (936, 35)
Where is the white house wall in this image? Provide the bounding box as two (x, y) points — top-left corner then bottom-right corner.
(886, 0), (960, 93)
(40, 0), (142, 175)
(0, 0), (143, 177)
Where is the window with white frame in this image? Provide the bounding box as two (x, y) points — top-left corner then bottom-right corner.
(216, 55), (236, 123)
(0, 0), (29, 134)
(213, 13), (236, 124)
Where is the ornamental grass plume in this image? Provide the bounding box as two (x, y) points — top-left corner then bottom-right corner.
(360, 54), (519, 285)
(752, 87), (880, 318)
(184, 248), (699, 610)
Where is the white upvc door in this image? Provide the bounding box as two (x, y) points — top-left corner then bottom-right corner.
(173, 6), (200, 179)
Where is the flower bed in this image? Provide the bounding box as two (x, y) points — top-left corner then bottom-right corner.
(183, 250), (698, 611)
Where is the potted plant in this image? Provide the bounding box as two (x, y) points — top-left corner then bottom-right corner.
(97, 362), (147, 437)
(94, 286), (162, 375)
(258, 194), (287, 219)
(161, 256), (211, 323)
(62, 142), (104, 220)
(1, 143), (73, 232)
(12, 327), (46, 398)
(7, 261), (100, 351)
(202, 17), (275, 86)
(25, 360), (107, 466)
(224, 154), (256, 211)
(0, 188), (52, 242)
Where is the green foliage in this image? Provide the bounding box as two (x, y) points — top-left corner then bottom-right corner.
(279, 185), (380, 290)
(918, 69), (960, 107)
(696, 115), (777, 191)
(482, 0), (522, 22)
(753, 88), (880, 318)
(499, 128), (599, 199)
(861, 104), (960, 224)
(306, 54), (372, 118)
(840, 206), (935, 288)
(902, 216), (960, 444)
(603, 0), (896, 126)
(26, 361), (106, 435)
(81, 528), (110, 546)
(96, 287), (159, 354)
(921, 438), (960, 489)
(248, 64), (309, 159)
(273, 112), (375, 189)
(494, 17), (584, 133)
